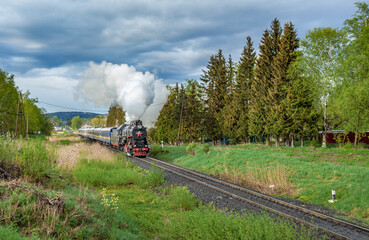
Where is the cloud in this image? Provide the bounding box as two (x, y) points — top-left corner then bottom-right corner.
(75, 61), (169, 126)
(0, 0), (358, 114)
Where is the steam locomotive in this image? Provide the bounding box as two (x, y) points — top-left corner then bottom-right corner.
(78, 120), (150, 157)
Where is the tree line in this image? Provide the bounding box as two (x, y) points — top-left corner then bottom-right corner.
(0, 69), (53, 136)
(150, 2), (369, 147)
(70, 101), (126, 130)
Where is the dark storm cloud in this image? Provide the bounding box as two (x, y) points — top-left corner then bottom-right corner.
(0, 0), (357, 111)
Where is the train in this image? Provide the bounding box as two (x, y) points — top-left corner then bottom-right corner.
(77, 120), (150, 157)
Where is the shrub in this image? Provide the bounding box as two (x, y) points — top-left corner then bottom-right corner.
(186, 142), (197, 155)
(309, 139), (320, 148)
(202, 144), (210, 153)
(342, 142), (354, 149)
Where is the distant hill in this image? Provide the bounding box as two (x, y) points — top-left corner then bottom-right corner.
(48, 112), (105, 121)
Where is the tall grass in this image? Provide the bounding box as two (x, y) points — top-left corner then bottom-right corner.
(72, 158), (165, 188)
(0, 182), (143, 239)
(0, 137), (58, 182)
(164, 206), (321, 240)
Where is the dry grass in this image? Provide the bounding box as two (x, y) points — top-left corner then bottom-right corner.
(48, 136), (82, 142)
(55, 143), (115, 170)
(217, 165), (299, 196)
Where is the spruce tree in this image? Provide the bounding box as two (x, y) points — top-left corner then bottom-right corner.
(235, 36), (256, 142)
(251, 19), (281, 145)
(268, 22), (299, 146)
(287, 55), (319, 147)
(200, 49), (228, 143)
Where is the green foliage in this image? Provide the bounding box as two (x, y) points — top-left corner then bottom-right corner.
(0, 224), (36, 240)
(71, 116), (83, 130)
(164, 206), (319, 240)
(150, 84), (180, 143)
(342, 142), (354, 150)
(202, 144), (210, 153)
(106, 101), (126, 127)
(0, 69), (18, 135)
(308, 139), (320, 148)
(186, 142), (197, 155)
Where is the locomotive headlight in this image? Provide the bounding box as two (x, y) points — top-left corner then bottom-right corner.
(145, 145), (147, 147)
(134, 145), (137, 147)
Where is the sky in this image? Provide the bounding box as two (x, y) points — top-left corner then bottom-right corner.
(0, 0), (358, 114)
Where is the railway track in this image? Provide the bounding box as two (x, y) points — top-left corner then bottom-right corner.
(129, 155), (369, 240)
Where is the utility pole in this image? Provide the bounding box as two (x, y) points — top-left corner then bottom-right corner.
(26, 115), (29, 138)
(15, 92), (26, 138)
(176, 93), (185, 145)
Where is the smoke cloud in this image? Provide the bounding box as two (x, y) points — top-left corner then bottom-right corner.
(75, 61), (169, 127)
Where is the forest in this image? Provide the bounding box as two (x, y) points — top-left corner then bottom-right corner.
(150, 2), (369, 147)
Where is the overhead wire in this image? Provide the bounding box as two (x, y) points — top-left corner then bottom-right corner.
(36, 100), (168, 113)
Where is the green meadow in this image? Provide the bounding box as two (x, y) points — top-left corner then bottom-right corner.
(151, 143), (369, 224)
(0, 136), (322, 239)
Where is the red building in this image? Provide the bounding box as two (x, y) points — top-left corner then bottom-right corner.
(319, 130), (369, 144)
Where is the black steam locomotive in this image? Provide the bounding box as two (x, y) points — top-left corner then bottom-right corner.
(78, 120), (150, 157)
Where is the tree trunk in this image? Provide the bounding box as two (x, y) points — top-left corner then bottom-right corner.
(291, 135), (295, 147)
(266, 135), (270, 147)
(301, 136), (304, 147)
(354, 108), (360, 148)
(322, 94), (327, 148)
(275, 135), (280, 147)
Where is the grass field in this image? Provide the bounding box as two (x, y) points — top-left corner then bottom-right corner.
(0, 135), (323, 239)
(151, 143), (369, 224)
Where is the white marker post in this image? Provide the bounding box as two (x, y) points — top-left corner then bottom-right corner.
(161, 140), (164, 150)
(328, 189), (336, 203)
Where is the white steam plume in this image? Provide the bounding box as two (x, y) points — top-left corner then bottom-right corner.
(75, 61), (169, 127)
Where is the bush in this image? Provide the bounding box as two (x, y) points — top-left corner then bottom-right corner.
(342, 142), (354, 149)
(202, 144), (210, 153)
(186, 142), (197, 155)
(309, 139), (320, 148)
